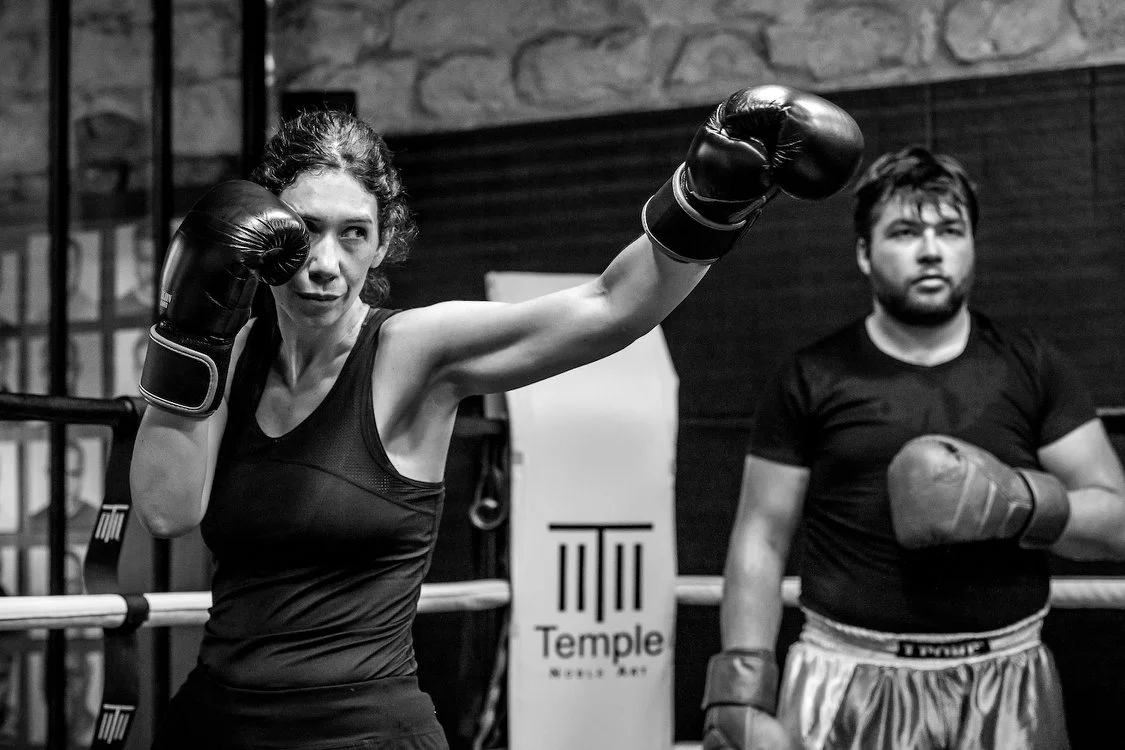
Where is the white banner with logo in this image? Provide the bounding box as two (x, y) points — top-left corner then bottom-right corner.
(486, 272), (678, 750)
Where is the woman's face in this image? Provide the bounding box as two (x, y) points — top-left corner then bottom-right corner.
(275, 169), (386, 328)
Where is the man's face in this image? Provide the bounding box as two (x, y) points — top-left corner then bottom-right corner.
(857, 194), (975, 327)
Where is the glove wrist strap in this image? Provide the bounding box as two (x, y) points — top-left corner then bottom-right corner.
(1017, 469), (1071, 549)
(701, 649), (779, 714)
(642, 164), (757, 264)
(139, 323), (232, 418)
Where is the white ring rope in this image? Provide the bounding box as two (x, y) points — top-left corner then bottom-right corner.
(0, 576), (1122, 631)
(673, 576), (1125, 610)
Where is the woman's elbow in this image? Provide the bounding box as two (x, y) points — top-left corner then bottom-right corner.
(138, 512), (197, 539)
(130, 472), (203, 538)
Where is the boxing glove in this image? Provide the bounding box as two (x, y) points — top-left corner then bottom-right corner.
(701, 650), (802, 750)
(886, 435), (1071, 549)
(643, 85), (864, 264)
(139, 180), (309, 417)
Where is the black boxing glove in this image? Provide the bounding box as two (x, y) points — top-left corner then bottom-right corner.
(644, 85), (864, 263)
(701, 650), (802, 750)
(139, 180), (309, 417)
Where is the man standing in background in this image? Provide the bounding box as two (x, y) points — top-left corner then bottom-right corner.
(702, 146), (1125, 750)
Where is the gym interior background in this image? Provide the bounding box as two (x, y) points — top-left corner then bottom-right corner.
(0, 1), (1123, 748)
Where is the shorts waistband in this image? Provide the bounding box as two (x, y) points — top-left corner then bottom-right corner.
(799, 607), (1047, 663)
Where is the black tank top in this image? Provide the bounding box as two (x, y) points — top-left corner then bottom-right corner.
(199, 308), (446, 689)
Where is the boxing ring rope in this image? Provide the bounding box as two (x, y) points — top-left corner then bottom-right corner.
(3, 575), (1125, 633)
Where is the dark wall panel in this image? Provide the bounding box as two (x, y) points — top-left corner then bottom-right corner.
(931, 70), (1125, 410)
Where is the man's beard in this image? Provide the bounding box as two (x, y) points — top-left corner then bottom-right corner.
(872, 272), (971, 327)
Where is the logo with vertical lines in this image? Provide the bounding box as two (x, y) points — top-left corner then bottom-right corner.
(94, 504), (129, 543)
(96, 703), (134, 744)
(550, 523), (651, 623)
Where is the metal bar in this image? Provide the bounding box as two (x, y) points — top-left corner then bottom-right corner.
(150, 0), (175, 725)
(241, 0), (269, 176)
(46, 0), (71, 746)
(151, 0), (173, 278)
(0, 393), (140, 426)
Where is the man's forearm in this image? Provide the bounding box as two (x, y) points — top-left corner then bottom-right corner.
(719, 555), (788, 651)
(1053, 486), (1125, 561)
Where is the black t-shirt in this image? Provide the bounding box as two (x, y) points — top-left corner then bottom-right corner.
(748, 312), (1095, 632)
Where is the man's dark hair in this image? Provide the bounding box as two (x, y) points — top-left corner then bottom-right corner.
(852, 145), (979, 242)
(251, 109), (418, 305)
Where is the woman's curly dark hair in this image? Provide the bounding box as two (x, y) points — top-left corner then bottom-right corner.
(250, 109), (418, 305)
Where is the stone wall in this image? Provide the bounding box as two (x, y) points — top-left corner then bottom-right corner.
(1, 0), (1124, 215)
(276, 0), (1125, 133)
(0, 0), (242, 216)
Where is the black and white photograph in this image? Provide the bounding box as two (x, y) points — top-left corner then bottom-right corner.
(0, 3), (1124, 749)
(23, 436), (103, 540)
(0, 442), (17, 534)
(25, 333), (103, 399)
(0, 251), (19, 335)
(26, 648), (102, 749)
(112, 327), (146, 399)
(24, 231), (101, 324)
